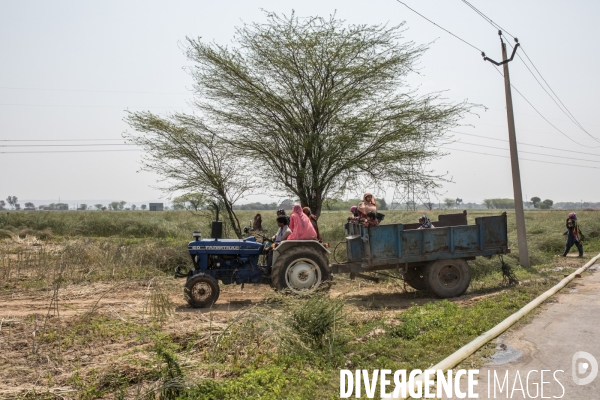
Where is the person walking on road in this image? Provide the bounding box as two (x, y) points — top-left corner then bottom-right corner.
(563, 212), (583, 257)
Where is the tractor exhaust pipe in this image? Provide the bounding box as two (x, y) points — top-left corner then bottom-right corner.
(211, 202), (223, 239)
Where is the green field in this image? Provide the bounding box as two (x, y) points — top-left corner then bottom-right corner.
(0, 209), (599, 399)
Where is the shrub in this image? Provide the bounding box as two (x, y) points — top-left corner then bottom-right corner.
(287, 294), (345, 349)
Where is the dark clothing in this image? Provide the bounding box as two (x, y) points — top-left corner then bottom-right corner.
(309, 214), (322, 242)
(563, 218), (583, 256)
(253, 214), (263, 230)
(564, 234), (583, 257)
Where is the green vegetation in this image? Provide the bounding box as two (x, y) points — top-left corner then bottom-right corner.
(1, 209), (599, 398)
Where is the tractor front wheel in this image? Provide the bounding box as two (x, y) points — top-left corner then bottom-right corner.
(184, 273), (220, 308)
(272, 246), (330, 294)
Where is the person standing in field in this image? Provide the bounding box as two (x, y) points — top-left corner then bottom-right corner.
(563, 212), (583, 257)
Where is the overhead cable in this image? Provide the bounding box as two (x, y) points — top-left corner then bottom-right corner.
(0, 144), (134, 147)
(505, 39), (599, 142)
(0, 86), (188, 95)
(491, 67), (600, 148)
(0, 149), (141, 154)
(449, 131), (600, 157)
(453, 140), (600, 163)
(440, 147), (600, 170)
(394, 0), (484, 52)
(460, 0), (516, 38)
(0, 138), (124, 142)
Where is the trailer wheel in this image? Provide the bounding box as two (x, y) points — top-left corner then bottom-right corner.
(424, 259), (471, 298)
(402, 266), (429, 291)
(272, 246), (330, 294)
(184, 273), (220, 308)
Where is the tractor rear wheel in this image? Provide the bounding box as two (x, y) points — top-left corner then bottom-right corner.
(272, 246), (330, 294)
(184, 273), (220, 308)
(424, 258), (470, 298)
(402, 266), (429, 291)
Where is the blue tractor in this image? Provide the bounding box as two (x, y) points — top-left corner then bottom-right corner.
(176, 210), (511, 308)
(176, 222), (331, 308)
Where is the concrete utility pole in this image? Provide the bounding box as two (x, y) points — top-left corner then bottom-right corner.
(483, 31), (530, 267)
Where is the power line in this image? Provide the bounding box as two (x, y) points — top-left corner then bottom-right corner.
(459, 1), (600, 143)
(453, 140), (600, 163)
(440, 146), (600, 170)
(0, 149), (141, 154)
(0, 138), (124, 142)
(460, 0), (515, 38)
(0, 86), (189, 95)
(519, 46), (585, 129)
(449, 131), (600, 157)
(490, 66), (600, 148)
(0, 144), (134, 147)
(504, 39), (600, 143)
(394, 0), (483, 52)
(0, 103), (191, 109)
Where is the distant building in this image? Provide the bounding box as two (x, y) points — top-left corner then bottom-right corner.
(149, 203), (164, 211)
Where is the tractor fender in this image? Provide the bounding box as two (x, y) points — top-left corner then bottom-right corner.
(272, 240), (330, 266)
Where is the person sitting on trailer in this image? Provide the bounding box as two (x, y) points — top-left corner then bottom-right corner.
(363, 211), (379, 227)
(357, 193), (377, 219)
(303, 207), (322, 241)
(288, 204), (317, 240)
(418, 215), (434, 229)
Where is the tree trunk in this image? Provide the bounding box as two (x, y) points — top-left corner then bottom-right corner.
(223, 202), (242, 239)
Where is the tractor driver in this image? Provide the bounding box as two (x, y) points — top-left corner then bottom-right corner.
(266, 216), (291, 271)
(272, 216), (292, 243)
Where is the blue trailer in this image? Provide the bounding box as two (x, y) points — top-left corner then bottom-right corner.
(330, 211), (510, 297)
(178, 211), (510, 307)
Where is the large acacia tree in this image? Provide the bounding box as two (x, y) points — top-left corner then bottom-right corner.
(185, 12), (470, 216)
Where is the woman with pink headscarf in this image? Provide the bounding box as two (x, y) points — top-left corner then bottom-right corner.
(288, 204), (317, 240)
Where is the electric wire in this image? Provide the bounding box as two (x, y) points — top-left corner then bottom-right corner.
(0, 103), (190, 109)
(0, 149), (141, 154)
(460, 0), (515, 38)
(453, 140), (600, 163)
(519, 46), (586, 128)
(491, 66), (600, 148)
(0, 86), (188, 95)
(394, 0), (483, 52)
(449, 131), (600, 157)
(504, 38), (599, 142)
(440, 146), (600, 170)
(0, 144), (135, 147)
(0, 139), (124, 142)
(459, 1), (599, 143)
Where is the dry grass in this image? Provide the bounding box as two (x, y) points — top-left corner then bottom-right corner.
(0, 209), (598, 398)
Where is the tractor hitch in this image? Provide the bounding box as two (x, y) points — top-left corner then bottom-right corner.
(174, 266), (192, 279)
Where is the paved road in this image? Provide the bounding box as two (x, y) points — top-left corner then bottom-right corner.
(441, 264), (600, 399)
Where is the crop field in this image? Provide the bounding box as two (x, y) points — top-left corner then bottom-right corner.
(1, 209), (599, 399)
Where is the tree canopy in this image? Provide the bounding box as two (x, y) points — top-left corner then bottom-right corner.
(183, 12), (469, 216)
(126, 11), (470, 219)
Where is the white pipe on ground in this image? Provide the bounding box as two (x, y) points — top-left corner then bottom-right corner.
(394, 252), (600, 399)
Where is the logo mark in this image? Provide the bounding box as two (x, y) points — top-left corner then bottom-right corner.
(572, 351), (598, 385)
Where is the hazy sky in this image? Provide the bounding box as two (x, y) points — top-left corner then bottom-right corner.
(1, 0), (599, 206)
